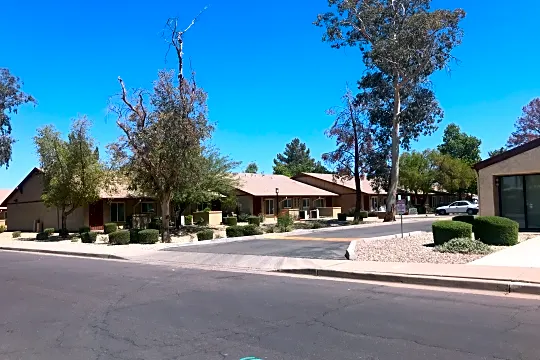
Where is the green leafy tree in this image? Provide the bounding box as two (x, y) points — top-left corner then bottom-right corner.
(244, 162), (258, 174)
(399, 150), (437, 204)
(108, 14), (211, 242)
(273, 138), (328, 177)
(1, 68), (36, 168)
(315, 0), (465, 216)
(437, 123), (481, 165)
(507, 98), (540, 147)
(34, 117), (104, 235)
(323, 89), (373, 219)
(433, 153), (476, 197)
(488, 147), (506, 158)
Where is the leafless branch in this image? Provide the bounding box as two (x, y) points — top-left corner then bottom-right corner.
(181, 6), (208, 35)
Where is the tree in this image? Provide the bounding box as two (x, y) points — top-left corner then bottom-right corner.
(315, 0), (465, 216)
(34, 117), (104, 235)
(244, 162), (258, 174)
(109, 12), (211, 242)
(507, 98), (540, 148)
(433, 153), (475, 197)
(437, 123), (481, 165)
(488, 147), (506, 158)
(273, 138), (329, 177)
(323, 89), (373, 219)
(399, 150), (437, 204)
(1, 68), (36, 168)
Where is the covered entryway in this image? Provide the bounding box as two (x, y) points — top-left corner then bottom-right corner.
(89, 200), (104, 230)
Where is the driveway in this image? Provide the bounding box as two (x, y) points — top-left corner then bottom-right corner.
(166, 219), (436, 260)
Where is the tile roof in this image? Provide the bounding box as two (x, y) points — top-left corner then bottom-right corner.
(234, 173), (338, 197)
(299, 173), (387, 195)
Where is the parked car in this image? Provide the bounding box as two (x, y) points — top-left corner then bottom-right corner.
(436, 200), (479, 215)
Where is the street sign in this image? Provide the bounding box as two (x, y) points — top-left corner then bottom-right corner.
(396, 199), (406, 215)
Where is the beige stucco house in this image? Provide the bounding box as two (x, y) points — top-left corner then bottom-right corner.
(234, 173), (339, 218)
(1, 168), (159, 232)
(474, 138), (540, 230)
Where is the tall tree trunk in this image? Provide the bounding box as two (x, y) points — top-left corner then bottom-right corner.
(61, 206), (67, 237)
(353, 115), (361, 221)
(385, 78), (401, 222)
(161, 192), (172, 243)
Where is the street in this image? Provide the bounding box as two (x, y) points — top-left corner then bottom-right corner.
(168, 219), (437, 260)
(1, 251), (539, 360)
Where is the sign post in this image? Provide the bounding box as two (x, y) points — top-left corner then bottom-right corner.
(396, 199), (406, 238)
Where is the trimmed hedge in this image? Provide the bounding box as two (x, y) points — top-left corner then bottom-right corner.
(109, 230), (130, 245)
(79, 226), (91, 235)
(12, 231), (21, 238)
(44, 228), (55, 235)
(224, 217), (238, 226)
(129, 229), (140, 243)
(473, 216), (519, 246)
(104, 223), (118, 234)
(36, 232), (49, 240)
(226, 225), (245, 238)
(243, 224), (263, 236)
(359, 211), (369, 219)
(452, 215), (475, 225)
(81, 232), (98, 243)
(247, 216), (260, 226)
(337, 213), (347, 221)
(432, 221), (473, 245)
(197, 229), (214, 241)
(0, 225), (6, 233)
(138, 229), (160, 244)
(368, 211), (377, 217)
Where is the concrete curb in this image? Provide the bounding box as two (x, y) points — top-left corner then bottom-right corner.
(277, 269), (540, 295)
(0, 247), (127, 260)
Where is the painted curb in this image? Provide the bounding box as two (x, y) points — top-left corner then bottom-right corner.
(277, 269), (540, 295)
(0, 247), (127, 260)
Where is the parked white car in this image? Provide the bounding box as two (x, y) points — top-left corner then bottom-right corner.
(436, 200), (479, 215)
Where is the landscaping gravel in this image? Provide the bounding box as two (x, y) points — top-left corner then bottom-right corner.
(353, 232), (537, 264)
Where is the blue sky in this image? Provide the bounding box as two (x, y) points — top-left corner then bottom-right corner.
(2, 0), (540, 189)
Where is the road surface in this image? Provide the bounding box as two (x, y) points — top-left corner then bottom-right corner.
(168, 219), (437, 259)
(1, 251), (538, 360)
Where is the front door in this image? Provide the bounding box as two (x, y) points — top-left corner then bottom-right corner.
(89, 200), (104, 230)
(265, 199), (274, 216)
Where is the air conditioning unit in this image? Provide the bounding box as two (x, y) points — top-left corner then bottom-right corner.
(310, 209), (319, 219)
(299, 210), (307, 219)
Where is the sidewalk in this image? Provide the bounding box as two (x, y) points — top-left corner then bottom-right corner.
(470, 236), (540, 267)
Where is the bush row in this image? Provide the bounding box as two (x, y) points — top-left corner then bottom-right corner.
(226, 224), (263, 238)
(433, 216), (519, 246)
(197, 229), (214, 241)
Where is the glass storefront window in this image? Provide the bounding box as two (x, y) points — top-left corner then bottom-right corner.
(525, 175), (540, 229)
(500, 176), (526, 228)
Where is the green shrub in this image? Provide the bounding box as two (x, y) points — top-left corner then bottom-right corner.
(81, 232), (98, 243)
(359, 211), (368, 219)
(104, 223), (118, 234)
(311, 221), (324, 229)
(243, 224), (263, 236)
(474, 216), (519, 246)
(12, 231), (21, 238)
(247, 216), (260, 226)
(368, 211), (377, 217)
(149, 217), (163, 230)
(138, 229), (160, 244)
(224, 217), (238, 226)
(277, 213), (294, 228)
(258, 213), (265, 224)
(59, 228), (69, 238)
(79, 226), (91, 235)
(337, 213), (347, 221)
(226, 225), (245, 238)
(432, 221), (472, 245)
(44, 228), (55, 235)
(237, 213), (250, 223)
(185, 215), (193, 225)
(36, 232), (49, 240)
(0, 225), (6, 233)
(452, 215), (475, 225)
(129, 229), (140, 243)
(109, 230), (130, 245)
(197, 229), (214, 241)
(435, 237), (492, 255)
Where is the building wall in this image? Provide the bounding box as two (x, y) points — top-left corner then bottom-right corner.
(293, 175), (365, 212)
(477, 146), (540, 216)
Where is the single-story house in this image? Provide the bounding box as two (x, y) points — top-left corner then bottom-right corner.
(292, 173), (462, 212)
(234, 173), (339, 218)
(1, 168), (160, 231)
(0, 189), (10, 227)
(474, 137), (540, 230)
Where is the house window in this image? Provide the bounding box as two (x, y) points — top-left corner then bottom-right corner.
(265, 199), (274, 215)
(141, 202), (155, 214)
(283, 198), (292, 209)
(110, 203), (125, 222)
(302, 198), (310, 209)
(314, 198), (325, 208)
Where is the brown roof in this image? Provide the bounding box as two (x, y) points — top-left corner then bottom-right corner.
(297, 173), (387, 195)
(234, 173), (338, 197)
(0, 189), (11, 210)
(474, 137), (540, 171)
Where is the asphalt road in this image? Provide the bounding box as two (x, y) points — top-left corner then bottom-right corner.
(1, 251), (539, 360)
(168, 219), (437, 259)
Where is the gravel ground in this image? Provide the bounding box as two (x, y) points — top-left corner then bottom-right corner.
(354, 232), (538, 264)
